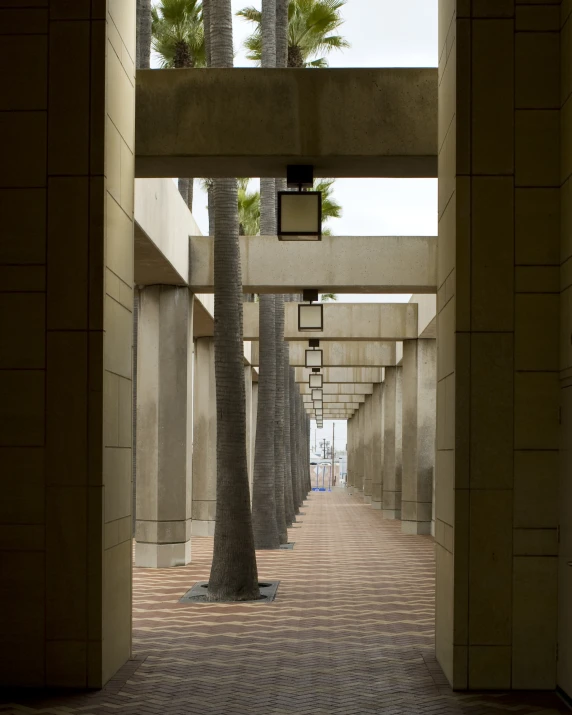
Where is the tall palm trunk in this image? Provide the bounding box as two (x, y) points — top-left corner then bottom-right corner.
(283, 328), (295, 526)
(276, 0), (288, 67)
(274, 294), (288, 543)
(252, 0), (281, 548)
(137, 0), (152, 69)
(207, 0), (259, 601)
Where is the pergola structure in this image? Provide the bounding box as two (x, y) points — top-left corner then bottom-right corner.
(2, 6), (570, 699)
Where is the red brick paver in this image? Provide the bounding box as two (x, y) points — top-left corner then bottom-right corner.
(1, 490), (570, 714)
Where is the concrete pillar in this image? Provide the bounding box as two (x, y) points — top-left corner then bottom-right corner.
(371, 382), (383, 509)
(401, 339), (436, 535)
(134, 287), (193, 567)
(382, 367), (400, 519)
(356, 405), (365, 493)
(395, 366), (403, 515)
(0, 1), (135, 688)
(363, 395), (373, 503)
(251, 381), (258, 497)
(245, 366), (253, 498)
(192, 337), (217, 536)
(436, 2), (561, 691)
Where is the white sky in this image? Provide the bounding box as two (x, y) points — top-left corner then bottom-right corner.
(157, 0), (439, 447)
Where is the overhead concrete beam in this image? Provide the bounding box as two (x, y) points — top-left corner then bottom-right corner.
(190, 235), (437, 294)
(136, 68), (437, 179)
(299, 384), (373, 395)
(296, 367), (383, 383)
(409, 294), (437, 338)
(251, 341), (397, 367)
(243, 303), (417, 341)
(134, 178), (196, 285)
(302, 395), (365, 404)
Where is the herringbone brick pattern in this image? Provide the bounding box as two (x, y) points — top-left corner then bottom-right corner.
(1, 489), (569, 714)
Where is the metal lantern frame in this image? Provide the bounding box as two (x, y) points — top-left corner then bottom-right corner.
(309, 373), (323, 389)
(311, 388), (323, 401)
(277, 164), (322, 241)
(305, 348), (323, 368)
(298, 303), (323, 332)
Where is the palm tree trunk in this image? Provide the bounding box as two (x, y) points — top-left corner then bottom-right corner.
(276, 0), (289, 68)
(207, 182), (215, 235)
(178, 177), (194, 212)
(262, 0), (277, 68)
(252, 293), (279, 548)
(137, 0), (152, 69)
(252, 179), (279, 547)
(252, 1), (281, 548)
(283, 327), (295, 526)
(274, 294), (288, 544)
(207, 0), (259, 602)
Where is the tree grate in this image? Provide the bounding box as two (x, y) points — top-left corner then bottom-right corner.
(179, 581), (280, 604)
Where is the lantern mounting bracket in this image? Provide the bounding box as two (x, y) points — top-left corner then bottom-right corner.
(286, 164), (314, 190)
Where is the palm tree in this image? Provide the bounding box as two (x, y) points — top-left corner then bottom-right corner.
(137, 0), (152, 68)
(237, 179), (260, 236)
(152, 0), (205, 211)
(237, 0), (349, 68)
(206, 0), (259, 602)
(252, 0), (282, 550)
(321, 293), (337, 301)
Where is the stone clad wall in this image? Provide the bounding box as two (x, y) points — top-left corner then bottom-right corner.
(559, 0), (572, 697)
(0, 0), (135, 687)
(436, 0), (561, 691)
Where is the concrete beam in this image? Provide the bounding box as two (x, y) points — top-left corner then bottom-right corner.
(299, 384), (373, 395)
(136, 68), (437, 178)
(295, 367), (383, 384)
(134, 178), (197, 285)
(251, 341), (397, 367)
(190, 236), (437, 294)
(302, 395), (365, 404)
(243, 303), (417, 341)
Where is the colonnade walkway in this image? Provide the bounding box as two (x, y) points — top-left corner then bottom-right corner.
(1, 490), (569, 714)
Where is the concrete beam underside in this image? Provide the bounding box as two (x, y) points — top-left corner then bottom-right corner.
(136, 68), (437, 178)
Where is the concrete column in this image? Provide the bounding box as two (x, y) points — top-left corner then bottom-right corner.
(436, 2), (561, 690)
(401, 340), (436, 535)
(0, 1), (135, 687)
(135, 287), (193, 567)
(356, 405), (365, 493)
(245, 366), (253, 498)
(395, 366), (403, 515)
(192, 337), (217, 536)
(382, 367), (400, 519)
(346, 415), (354, 492)
(371, 383), (383, 509)
(363, 394), (373, 503)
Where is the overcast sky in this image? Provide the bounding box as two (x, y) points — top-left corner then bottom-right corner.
(157, 0), (439, 447)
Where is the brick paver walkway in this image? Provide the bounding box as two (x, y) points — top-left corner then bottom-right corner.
(1, 489), (570, 714)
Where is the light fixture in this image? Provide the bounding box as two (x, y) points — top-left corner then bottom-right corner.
(309, 373), (323, 389)
(305, 335), (323, 367)
(277, 165), (322, 241)
(312, 388), (323, 401)
(298, 290), (323, 332)
(314, 400), (323, 410)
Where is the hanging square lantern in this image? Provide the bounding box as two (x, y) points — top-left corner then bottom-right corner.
(314, 400), (323, 410)
(277, 191), (322, 240)
(298, 303), (323, 331)
(311, 388), (323, 401)
(309, 373), (323, 389)
(277, 166), (321, 241)
(305, 349), (323, 368)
